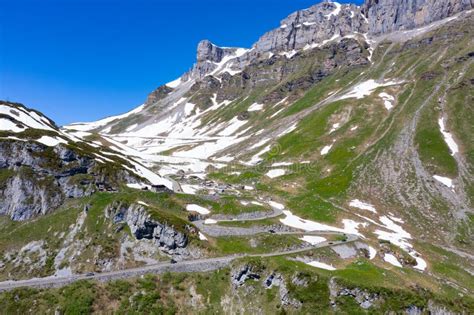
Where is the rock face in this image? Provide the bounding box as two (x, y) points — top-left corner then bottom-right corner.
(251, 2), (367, 56)
(363, 0), (474, 35)
(106, 202), (189, 255)
(0, 140), (132, 221)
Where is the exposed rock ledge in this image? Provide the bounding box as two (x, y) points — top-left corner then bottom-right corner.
(105, 201), (191, 256)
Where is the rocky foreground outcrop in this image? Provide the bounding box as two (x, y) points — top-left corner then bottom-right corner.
(0, 140), (134, 221)
(105, 201), (191, 256)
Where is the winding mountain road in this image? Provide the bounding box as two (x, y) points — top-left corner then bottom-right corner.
(0, 232), (357, 292)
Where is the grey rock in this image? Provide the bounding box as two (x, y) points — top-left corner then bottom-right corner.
(0, 140), (135, 221)
(250, 2), (367, 56)
(231, 264), (261, 286)
(363, 0), (474, 35)
(106, 202), (189, 255)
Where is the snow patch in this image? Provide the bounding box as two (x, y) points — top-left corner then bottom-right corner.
(300, 235), (326, 245)
(438, 117), (459, 155)
(349, 199), (377, 213)
(266, 169), (286, 178)
(186, 204), (210, 215)
(338, 79), (403, 100)
(306, 261), (336, 270)
(384, 253), (402, 267)
(320, 144), (333, 155)
(379, 92), (395, 110)
(433, 175), (454, 188)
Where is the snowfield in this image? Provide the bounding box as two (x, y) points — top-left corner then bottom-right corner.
(266, 169), (286, 178)
(300, 236), (326, 245)
(186, 204), (210, 215)
(349, 199), (377, 213)
(306, 261), (336, 271)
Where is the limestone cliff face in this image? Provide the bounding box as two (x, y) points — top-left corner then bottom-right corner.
(0, 140), (133, 221)
(251, 2), (367, 56)
(363, 0), (474, 35)
(105, 201), (190, 255)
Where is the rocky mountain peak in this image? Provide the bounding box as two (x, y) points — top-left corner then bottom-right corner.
(196, 39), (240, 63)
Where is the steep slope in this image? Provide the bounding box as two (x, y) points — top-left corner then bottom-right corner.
(61, 0), (474, 274)
(0, 101), (173, 220)
(0, 0), (473, 312)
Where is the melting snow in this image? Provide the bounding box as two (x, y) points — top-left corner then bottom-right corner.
(280, 50), (298, 59)
(324, 1), (341, 18)
(36, 136), (67, 147)
(338, 79), (403, 100)
(204, 219), (217, 225)
(329, 123), (340, 134)
(280, 210), (364, 236)
(300, 235), (326, 245)
(433, 175), (454, 188)
(266, 169), (286, 178)
(268, 200), (285, 210)
(306, 261), (336, 271)
(379, 92), (395, 110)
(349, 199), (377, 213)
(320, 144), (333, 155)
(438, 117), (459, 155)
(166, 77), (182, 88)
(248, 102), (264, 111)
(186, 204), (210, 215)
(368, 246), (377, 260)
(198, 232), (208, 241)
(384, 253), (402, 267)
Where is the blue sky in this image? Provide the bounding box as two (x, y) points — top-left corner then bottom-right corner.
(0, 0), (361, 125)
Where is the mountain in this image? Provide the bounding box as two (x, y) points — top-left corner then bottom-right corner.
(1, 1), (473, 314)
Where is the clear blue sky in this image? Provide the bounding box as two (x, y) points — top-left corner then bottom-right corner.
(0, 0), (361, 125)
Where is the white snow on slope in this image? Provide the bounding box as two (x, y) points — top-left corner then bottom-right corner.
(300, 236), (326, 245)
(64, 104), (145, 132)
(166, 77), (182, 88)
(306, 261), (336, 270)
(337, 79), (403, 100)
(248, 102), (264, 111)
(198, 232), (208, 241)
(268, 200), (285, 210)
(280, 210), (365, 236)
(324, 2), (341, 18)
(349, 199), (377, 213)
(320, 144), (333, 155)
(368, 246), (377, 260)
(186, 204), (210, 215)
(0, 104), (56, 132)
(438, 117), (459, 155)
(384, 253), (402, 267)
(379, 92), (395, 110)
(36, 136), (68, 147)
(266, 169), (286, 178)
(0, 118), (25, 132)
(433, 175), (454, 188)
(210, 48), (248, 76)
(374, 215), (426, 271)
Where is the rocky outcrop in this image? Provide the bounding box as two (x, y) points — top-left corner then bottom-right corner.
(0, 140), (134, 221)
(231, 264), (262, 287)
(329, 278), (380, 309)
(251, 2), (367, 57)
(106, 201), (190, 255)
(363, 0), (474, 35)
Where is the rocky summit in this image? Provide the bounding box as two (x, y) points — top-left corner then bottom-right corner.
(0, 0), (473, 314)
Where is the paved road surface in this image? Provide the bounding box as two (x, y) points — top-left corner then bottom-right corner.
(0, 233), (357, 292)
